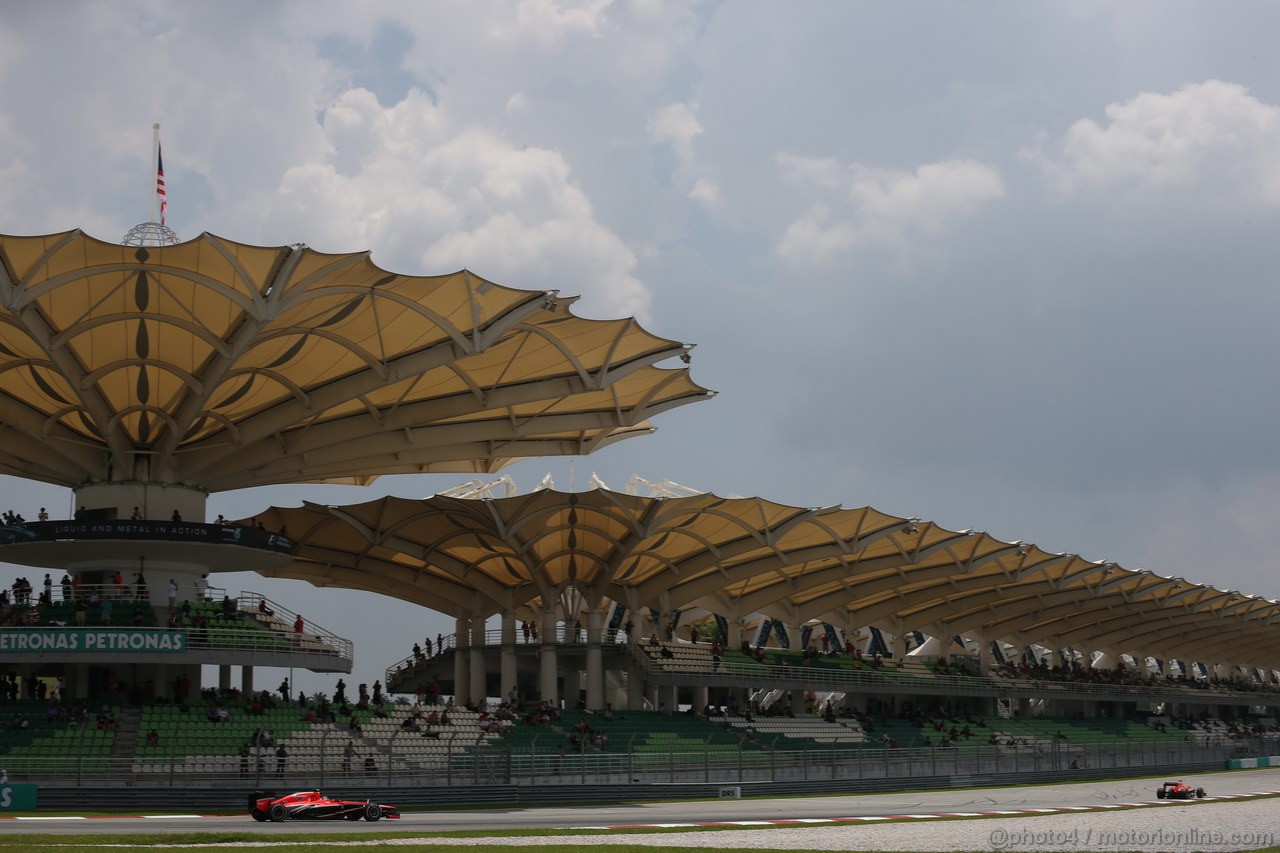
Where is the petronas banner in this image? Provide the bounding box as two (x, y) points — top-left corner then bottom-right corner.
(0, 629), (186, 653)
(0, 785), (37, 809)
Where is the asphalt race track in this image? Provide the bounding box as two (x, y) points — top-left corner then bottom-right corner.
(10, 767), (1280, 837)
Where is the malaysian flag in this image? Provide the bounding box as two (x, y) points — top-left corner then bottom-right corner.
(156, 144), (167, 226)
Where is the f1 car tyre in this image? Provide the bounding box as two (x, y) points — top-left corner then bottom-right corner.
(1197, 788), (1206, 798)
(251, 810), (267, 822)
(364, 803), (383, 821)
(268, 803), (288, 822)
(1156, 789), (1165, 799)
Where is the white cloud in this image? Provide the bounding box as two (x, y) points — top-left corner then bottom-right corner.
(237, 87), (650, 321)
(649, 101), (701, 161)
(495, 0), (616, 46)
(649, 100), (714, 207)
(775, 155), (1005, 263)
(1024, 80), (1280, 206)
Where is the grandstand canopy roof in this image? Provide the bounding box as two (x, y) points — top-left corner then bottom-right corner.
(0, 230), (709, 491)
(245, 490), (1280, 665)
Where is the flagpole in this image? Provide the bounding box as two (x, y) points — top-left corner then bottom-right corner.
(151, 124), (161, 224)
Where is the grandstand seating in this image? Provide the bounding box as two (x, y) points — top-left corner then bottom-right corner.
(0, 700), (119, 775)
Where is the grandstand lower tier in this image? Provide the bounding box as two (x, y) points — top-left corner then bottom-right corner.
(0, 695), (1274, 788)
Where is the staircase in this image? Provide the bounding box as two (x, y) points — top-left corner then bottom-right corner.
(111, 707), (143, 765)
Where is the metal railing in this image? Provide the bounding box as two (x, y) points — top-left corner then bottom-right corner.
(386, 627), (635, 685)
(387, 633), (1280, 706)
(3, 724), (1267, 788)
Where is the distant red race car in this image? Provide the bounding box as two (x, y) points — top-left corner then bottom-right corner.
(1155, 780), (1206, 800)
(250, 789), (401, 822)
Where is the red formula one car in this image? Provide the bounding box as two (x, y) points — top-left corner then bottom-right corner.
(250, 789), (401, 822)
(1155, 780), (1206, 800)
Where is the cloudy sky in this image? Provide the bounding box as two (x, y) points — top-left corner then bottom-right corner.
(2, 1), (1279, 696)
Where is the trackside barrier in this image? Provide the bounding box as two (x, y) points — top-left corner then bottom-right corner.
(31, 762), (1226, 812)
(1227, 755), (1280, 769)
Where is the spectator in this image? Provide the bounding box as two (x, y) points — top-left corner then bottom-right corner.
(275, 744), (287, 777)
(194, 573), (209, 601)
(145, 729), (159, 747)
(130, 506), (143, 520)
(167, 579), (177, 609)
(171, 509), (182, 522)
(294, 614), (304, 634)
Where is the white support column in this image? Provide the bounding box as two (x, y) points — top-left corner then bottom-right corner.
(975, 634), (991, 674)
(453, 616), (470, 705)
(627, 660), (646, 711)
(585, 607), (604, 710)
(727, 617), (743, 650)
(469, 616), (487, 704)
(500, 612), (517, 704)
(539, 605), (558, 705)
(218, 664), (231, 692)
(564, 670), (581, 708)
(693, 685), (709, 712)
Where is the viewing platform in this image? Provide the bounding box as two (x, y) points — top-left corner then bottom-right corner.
(0, 519), (294, 571)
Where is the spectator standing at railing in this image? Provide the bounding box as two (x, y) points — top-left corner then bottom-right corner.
(167, 579), (177, 609)
(294, 614), (304, 634)
(60, 573), (71, 602)
(113, 571), (124, 599)
(412, 642), (423, 661)
(372, 680), (382, 705)
(194, 573), (209, 602)
(278, 678), (289, 703)
(38, 508), (48, 522)
(334, 678), (347, 704)
(131, 506), (143, 520)
(135, 572), (148, 601)
(424, 637), (432, 656)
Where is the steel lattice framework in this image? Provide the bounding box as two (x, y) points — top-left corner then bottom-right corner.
(245, 490), (1280, 667)
(0, 230), (710, 491)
